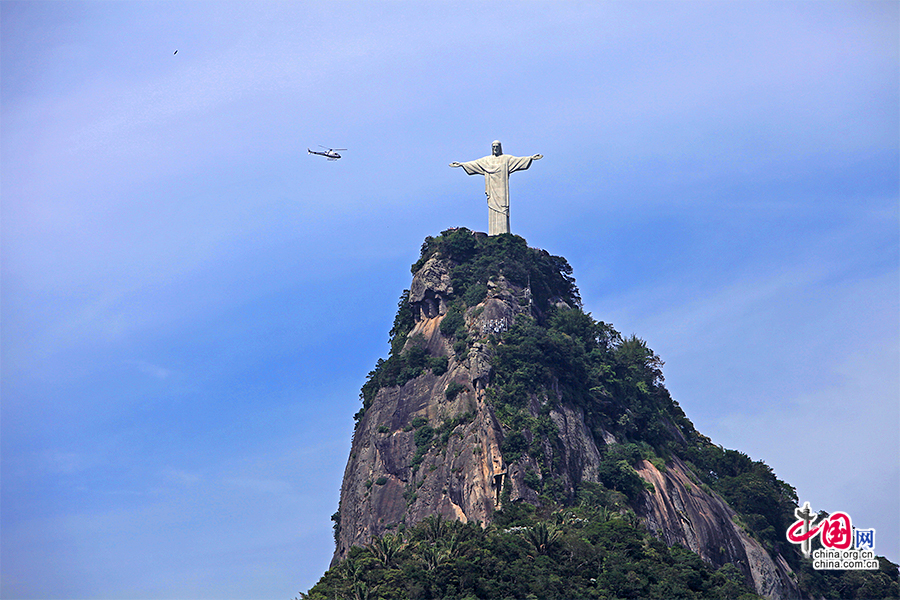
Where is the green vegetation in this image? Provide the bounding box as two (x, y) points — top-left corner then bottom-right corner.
(410, 419), (434, 473)
(483, 297), (830, 579)
(414, 228), (580, 311)
(330, 510), (340, 546)
(336, 231), (900, 600)
(427, 355), (448, 376)
(357, 328), (448, 424)
(444, 381), (466, 401)
(680, 444), (797, 558)
(489, 306), (695, 456)
(796, 556), (900, 600)
(485, 300), (696, 506)
(356, 229), (580, 424)
(403, 412), (478, 475)
(439, 305), (465, 338)
(302, 508), (766, 600)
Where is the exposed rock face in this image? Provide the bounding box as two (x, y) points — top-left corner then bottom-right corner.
(635, 457), (798, 600)
(408, 256), (453, 320)
(333, 278), (507, 562)
(334, 356), (504, 550)
(331, 242), (799, 599)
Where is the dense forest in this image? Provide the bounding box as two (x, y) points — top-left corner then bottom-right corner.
(302, 510), (764, 600)
(304, 229), (898, 600)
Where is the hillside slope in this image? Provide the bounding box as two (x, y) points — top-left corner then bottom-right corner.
(310, 229), (898, 600)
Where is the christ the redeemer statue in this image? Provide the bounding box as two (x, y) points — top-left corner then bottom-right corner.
(450, 140), (542, 236)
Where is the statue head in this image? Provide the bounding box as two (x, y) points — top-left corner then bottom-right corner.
(491, 140), (502, 156)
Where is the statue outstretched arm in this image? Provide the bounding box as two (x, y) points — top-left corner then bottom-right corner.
(452, 158), (490, 176)
(507, 154), (542, 173)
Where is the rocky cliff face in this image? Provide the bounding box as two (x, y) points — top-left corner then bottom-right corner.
(331, 231), (799, 599)
(635, 457), (797, 599)
(333, 254), (515, 562)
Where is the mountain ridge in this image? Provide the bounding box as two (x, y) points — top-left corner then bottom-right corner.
(305, 229), (898, 600)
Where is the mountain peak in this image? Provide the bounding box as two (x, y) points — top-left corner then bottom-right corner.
(312, 230), (897, 600)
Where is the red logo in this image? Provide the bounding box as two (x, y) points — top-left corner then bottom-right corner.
(788, 511), (852, 550)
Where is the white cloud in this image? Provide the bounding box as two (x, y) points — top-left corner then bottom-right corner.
(2, 2), (896, 597)
(162, 468), (202, 487)
(128, 359), (173, 380)
(224, 477), (293, 496)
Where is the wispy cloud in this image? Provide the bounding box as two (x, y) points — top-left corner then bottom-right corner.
(127, 359), (172, 380)
(224, 477), (292, 495)
(715, 334), (899, 546)
(2, 2), (896, 598)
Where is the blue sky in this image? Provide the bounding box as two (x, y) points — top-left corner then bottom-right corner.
(1, 2), (897, 598)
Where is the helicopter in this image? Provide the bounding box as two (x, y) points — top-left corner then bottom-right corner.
(308, 146), (346, 161)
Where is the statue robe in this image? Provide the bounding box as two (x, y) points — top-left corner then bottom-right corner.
(457, 153), (537, 236)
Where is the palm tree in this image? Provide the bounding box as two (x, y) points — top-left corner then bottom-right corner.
(444, 531), (464, 560)
(417, 541), (447, 571)
(340, 557), (371, 600)
(422, 514), (448, 543)
(524, 522), (561, 556)
(368, 533), (405, 568)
